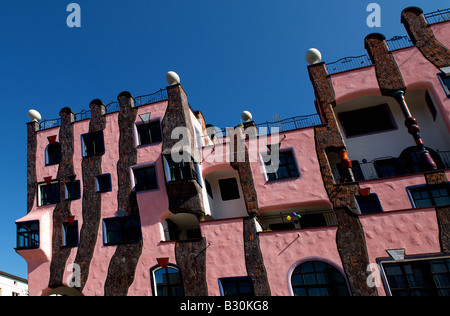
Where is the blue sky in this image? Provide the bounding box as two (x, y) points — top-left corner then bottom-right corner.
(0, 0), (448, 279)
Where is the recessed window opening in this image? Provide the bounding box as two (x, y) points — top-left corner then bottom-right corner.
(81, 131), (105, 157)
(136, 120), (162, 146)
(338, 104), (396, 137)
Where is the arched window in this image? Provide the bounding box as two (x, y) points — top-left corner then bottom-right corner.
(291, 261), (350, 296)
(45, 142), (61, 166)
(151, 265), (184, 296)
(399, 146), (444, 174)
(16, 221), (39, 249)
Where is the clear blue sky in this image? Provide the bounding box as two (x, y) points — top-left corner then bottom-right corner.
(0, 0), (448, 279)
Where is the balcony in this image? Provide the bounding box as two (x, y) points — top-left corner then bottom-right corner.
(332, 150), (450, 182)
(258, 206), (336, 233)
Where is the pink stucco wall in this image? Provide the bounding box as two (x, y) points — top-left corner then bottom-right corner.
(360, 208), (442, 296)
(200, 218), (248, 296)
(259, 227), (344, 296)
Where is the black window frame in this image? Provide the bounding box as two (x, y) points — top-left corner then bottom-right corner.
(63, 221), (79, 247)
(264, 150), (300, 181)
(81, 131), (105, 158)
(16, 221), (40, 250)
(408, 183), (450, 208)
(45, 142), (61, 166)
(438, 72), (450, 97)
(103, 215), (142, 246)
(338, 104), (397, 138)
(96, 174), (112, 193)
(163, 154), (199, 184)
(382, 257), (450, 296)
(219, 277), (255, 297)
(151, 265), (184, 297)
(356, 193), (383, 214)
(136, 120), (162, 146)
(133, 165), (158, 192)
(65, 180), (81, 201)
(291, 261), (350, 296)
(39, 181), (60, 206)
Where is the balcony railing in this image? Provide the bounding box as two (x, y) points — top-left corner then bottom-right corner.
(332, 151), (450, 182)
(38, 89), (168, 131)
(425, 8), (450, 24)
(258, 210), (336, 233)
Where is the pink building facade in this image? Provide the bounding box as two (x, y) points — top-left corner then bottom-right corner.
(17, 7), (450, 296)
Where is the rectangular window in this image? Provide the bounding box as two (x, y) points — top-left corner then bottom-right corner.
(219, 277), (255, 296)
(383, 257), (450, 296)
(82, 131), (105, 157)
(438, 73), (450, 97)
(137, 121), (162, 146)
(163, 155), (199, 183)
(63, 221), (78, 247)
(103, 216), (142, 245)
(356, 194), (383, 214)
(408, 184), (450, 208)
(338, 104), (396, 137)
(39, 182), (60, 206)
(96, 174), (112, 193)
(65, 180), (81, 201)
(264, 150), (300, 181)
(133, 165), (158, 192)
(218, 178), (240, 201)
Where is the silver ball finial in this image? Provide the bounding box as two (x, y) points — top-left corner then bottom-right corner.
(166, 71), (181, 86)
(28, 109), (42, 122)
(241, 111), (253, 122)
(305, 48), (322, 65)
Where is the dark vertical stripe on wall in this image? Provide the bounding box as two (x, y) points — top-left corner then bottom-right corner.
(175, 238), (209, 296)
(309, 63), (377, 296)
(74, 100), (106, 291)
(104, 92), (142, 296)
(27, 121), (39, 214)
(48, 108), (75, 288)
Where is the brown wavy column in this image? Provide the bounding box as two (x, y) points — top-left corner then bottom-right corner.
(104, 92), (142, 296)
(229, 126), (271, 295)
(308, 62), (377, 296)
(401, 7), (450, 70)
(48, 108), (75, 288)
(27, 121), (39, 214)
(74, 100), (106, 291)
(424, 171), (450, 253)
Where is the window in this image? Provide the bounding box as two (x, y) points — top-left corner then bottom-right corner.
(205, 179), (213, 199)
(338, 104), (396, 137)
(219, 277), (255, 296)
(136, 121), (162, 146)
(81, 131), (105, 157)
(383, 257), (450, 296)
(218, 178), (240, 201)
(374, 158), (405, 178)
(103, 216), (142, 245)
(264, 150), (300, 181)
(408, 184), (450, 208)
(152, 266), (184, 296)
(291, 261), (350, 296)
(163, 155), (199, 183)
(65, 181), (81, 201)
(438, 73), (450, 97)
(96, 174), (112, 193)
(63, 221), (78, 247)
(133, 165), (158, 192)
(39, 182), (60, 206)
(16, 221), (39, 249)
(356, 194), (383, 214)
(45, 143), (61, 166)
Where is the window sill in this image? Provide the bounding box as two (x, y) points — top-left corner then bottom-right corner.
(265, 175), (300, 183)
